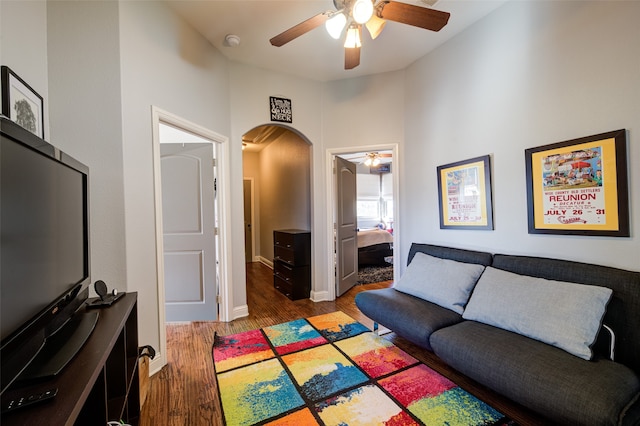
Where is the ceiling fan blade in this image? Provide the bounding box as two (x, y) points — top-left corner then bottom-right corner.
(377, 1), (450, 32)
(270, 13), (330, 47)
(345, 46), (361, 69)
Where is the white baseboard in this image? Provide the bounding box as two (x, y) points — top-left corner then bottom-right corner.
(149, 353), (166, 376)
(310, 290), (330, 301)
(258, 256), (273, 268)
(232, 304), (249, 319)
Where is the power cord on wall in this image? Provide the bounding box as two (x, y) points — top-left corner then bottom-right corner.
(107, 345), (156, 426)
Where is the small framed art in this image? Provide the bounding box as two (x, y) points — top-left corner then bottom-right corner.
(1, 66), (44, 138)
(437, 155), (494, 230)
(269, 96), (292, 123)
(525, 129), (629, 237)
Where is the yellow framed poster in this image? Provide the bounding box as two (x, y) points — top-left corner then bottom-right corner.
(437, 155), (494, 230)
(525, 129), (629, 236)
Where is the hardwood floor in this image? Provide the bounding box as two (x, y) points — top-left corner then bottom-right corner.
(139, 262), (548, 426)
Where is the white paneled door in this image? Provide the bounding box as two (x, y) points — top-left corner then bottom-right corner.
(336, 156), (358, 297)
(161, 143), (217, 321)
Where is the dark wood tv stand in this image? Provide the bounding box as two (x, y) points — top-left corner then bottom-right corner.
(1, 292), (140, 425)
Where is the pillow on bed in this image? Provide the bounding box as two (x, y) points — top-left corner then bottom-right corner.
(393, 252), (485, 314)
(462, 266), (613, 360)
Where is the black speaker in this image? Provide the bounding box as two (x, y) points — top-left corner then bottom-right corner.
(95, 280), (108, 300)
(87, 280), (125, 308)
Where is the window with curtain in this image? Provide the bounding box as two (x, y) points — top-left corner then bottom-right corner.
(357, 172), (393, 229)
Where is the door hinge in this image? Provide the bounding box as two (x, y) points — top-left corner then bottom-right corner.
(214, 227), (219, 236)
(212, 158), (217, 167)
(216, 294), (222, 304)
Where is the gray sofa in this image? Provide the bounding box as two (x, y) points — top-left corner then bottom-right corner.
(355, 243), (640, 426)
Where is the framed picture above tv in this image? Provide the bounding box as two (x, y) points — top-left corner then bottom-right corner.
(1, 66), (45, 139)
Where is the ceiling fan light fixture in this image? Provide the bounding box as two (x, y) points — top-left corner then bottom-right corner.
(352, 0), (374, 24)
(365, 14), (386, 39)
(325, 12), (347, 39)
(364, 152), (381, 167)
(344, 24), (362, 48)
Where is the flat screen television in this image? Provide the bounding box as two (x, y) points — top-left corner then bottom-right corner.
(0, 117), (94, 395)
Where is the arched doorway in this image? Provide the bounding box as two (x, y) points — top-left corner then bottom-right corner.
(241, 124), (312, 275)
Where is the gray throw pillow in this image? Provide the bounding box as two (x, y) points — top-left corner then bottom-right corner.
(462, 267), (613, 360)
(393, 252), (485, 314)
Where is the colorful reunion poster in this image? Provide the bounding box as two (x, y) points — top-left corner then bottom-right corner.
(530, 137), (620, 231)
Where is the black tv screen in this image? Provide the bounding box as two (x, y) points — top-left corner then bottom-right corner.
(1, 118), (90, 392)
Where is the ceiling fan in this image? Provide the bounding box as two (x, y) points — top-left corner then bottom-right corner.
(270, 0), (450, 70)
(348, 151), (393, 166)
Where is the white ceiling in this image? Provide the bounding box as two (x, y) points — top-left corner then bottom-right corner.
(164, 0), (508, 82)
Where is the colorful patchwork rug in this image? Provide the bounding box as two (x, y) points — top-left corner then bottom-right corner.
(212, 311), (514, 426)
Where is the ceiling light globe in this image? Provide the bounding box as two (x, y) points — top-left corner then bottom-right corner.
(344, 25), (362, 48)
(352, 0), (374, 24)
(326, 13), (347, 39)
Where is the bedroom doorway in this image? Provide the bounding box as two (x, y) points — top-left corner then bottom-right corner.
(329, 145), (399, 299)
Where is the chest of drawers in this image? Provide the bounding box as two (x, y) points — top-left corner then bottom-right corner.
(273, 229), (311, 300)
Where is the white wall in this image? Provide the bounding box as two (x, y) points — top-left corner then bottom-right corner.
(322, 71), (405, 150)
(118, 1), (232, 352)
(401, 0), (640, 272)
(0, 1), (49, 138)
(228, 63), (325, 300)
(47, 0), (127, 310)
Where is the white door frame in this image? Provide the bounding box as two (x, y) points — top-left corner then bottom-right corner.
(243, 177), (256, 262)
(325, 143), (400, 300)
(150, 106), (233, 372)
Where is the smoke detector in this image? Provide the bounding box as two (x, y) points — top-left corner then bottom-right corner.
(224, 34), (241, 47)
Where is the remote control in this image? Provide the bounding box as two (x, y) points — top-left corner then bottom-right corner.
(1, 388), (58, 414)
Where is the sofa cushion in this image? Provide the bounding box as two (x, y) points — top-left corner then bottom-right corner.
(354, 288), (462, 350)
(393, 252), (485, 314)
(462, 266), (612, 360)
(492, 253), (640, 375)
(430, 321), (640, 425)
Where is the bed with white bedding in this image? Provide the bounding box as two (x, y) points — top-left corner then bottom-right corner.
(357, 229), (393, 266)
